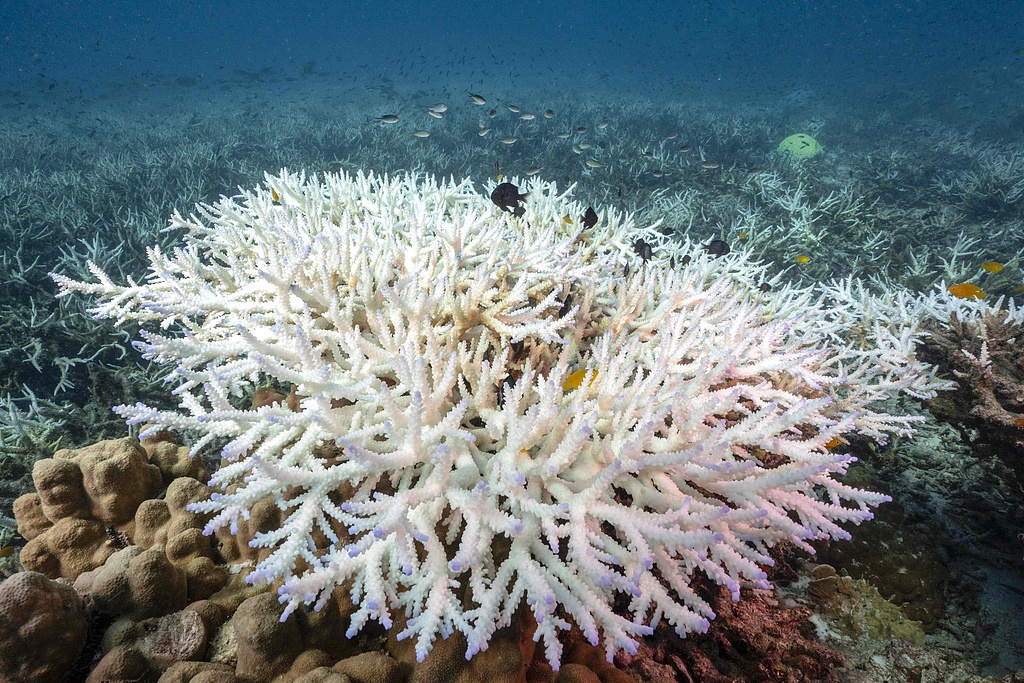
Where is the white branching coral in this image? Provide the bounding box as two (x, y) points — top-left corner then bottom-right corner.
(52, 169), (947, 668)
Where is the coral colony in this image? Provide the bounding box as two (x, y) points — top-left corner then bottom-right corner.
(53, 169), (950, 669)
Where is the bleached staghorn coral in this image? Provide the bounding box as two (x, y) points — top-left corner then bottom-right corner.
(0, 386), (68, 457)
(53, 169), (947, 668)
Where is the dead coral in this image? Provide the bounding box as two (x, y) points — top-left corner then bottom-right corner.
(920, 311), (1024, 472)
(615, 576), (845, 683)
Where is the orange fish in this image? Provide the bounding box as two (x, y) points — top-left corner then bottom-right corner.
(563, 368), (597, 391)
(948, 283), (986, 299)
(980, 261), (1004, 273)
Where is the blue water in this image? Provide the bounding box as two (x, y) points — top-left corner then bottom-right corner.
(3, 1), (1023, 97)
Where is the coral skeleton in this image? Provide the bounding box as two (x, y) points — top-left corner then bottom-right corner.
(53, 169), (948, 668)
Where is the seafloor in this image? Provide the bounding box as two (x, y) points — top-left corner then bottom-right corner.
(1, 70), (1024, 682)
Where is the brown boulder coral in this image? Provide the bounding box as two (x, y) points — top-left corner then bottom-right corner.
(75, 545), (189, 619)
(0, 571), (88, 683)
(14, 437), (164, 579)
(100, 608), (209, 673)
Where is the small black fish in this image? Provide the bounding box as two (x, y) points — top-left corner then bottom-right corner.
(510, 339), (526, 362)
(581, 207), (598, 229)
(491, 182), (528, 218)
(633, 238), (653, 262)
(558, 293), (573, 318)
(704, 239), (730, 257)
(759, 282), (772, 292)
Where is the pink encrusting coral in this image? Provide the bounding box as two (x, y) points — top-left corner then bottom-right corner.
(52, 170), (949, 669)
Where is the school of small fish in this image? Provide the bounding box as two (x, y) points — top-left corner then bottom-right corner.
(373, 91), (708, 180)
(372, 95), (1023, 296)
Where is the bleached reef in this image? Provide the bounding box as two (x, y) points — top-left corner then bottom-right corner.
(52, 168), (963, 667)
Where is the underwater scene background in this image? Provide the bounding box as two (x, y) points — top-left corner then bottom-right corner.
(3, 2), (1024, 682)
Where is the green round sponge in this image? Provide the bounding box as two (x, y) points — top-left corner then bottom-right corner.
(778, 133), (823, 158)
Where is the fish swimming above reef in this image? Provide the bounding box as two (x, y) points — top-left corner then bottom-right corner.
(469, 94), (487, 105)
(581, 207), (598, 229)
(375, 114), (399, 124)
(491, 182), (528, 217)
(980, 261), (1004, 273)
(633, 238), (653, 262)
(948, 282), (986, 299)
(704, 239), (730, 257)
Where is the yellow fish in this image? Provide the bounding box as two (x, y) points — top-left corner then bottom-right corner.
(794, 255), (811, 264)
(948, 283), (986, 299)
(562, 216), (574, 224)
(496, 173), (504, 181)
(563, 368), (597, 391)
(980, 261), (1004, 273)
(271, 188), (280, 202)
(824, 437), (844, 450)
(0, 545), (15, 559)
